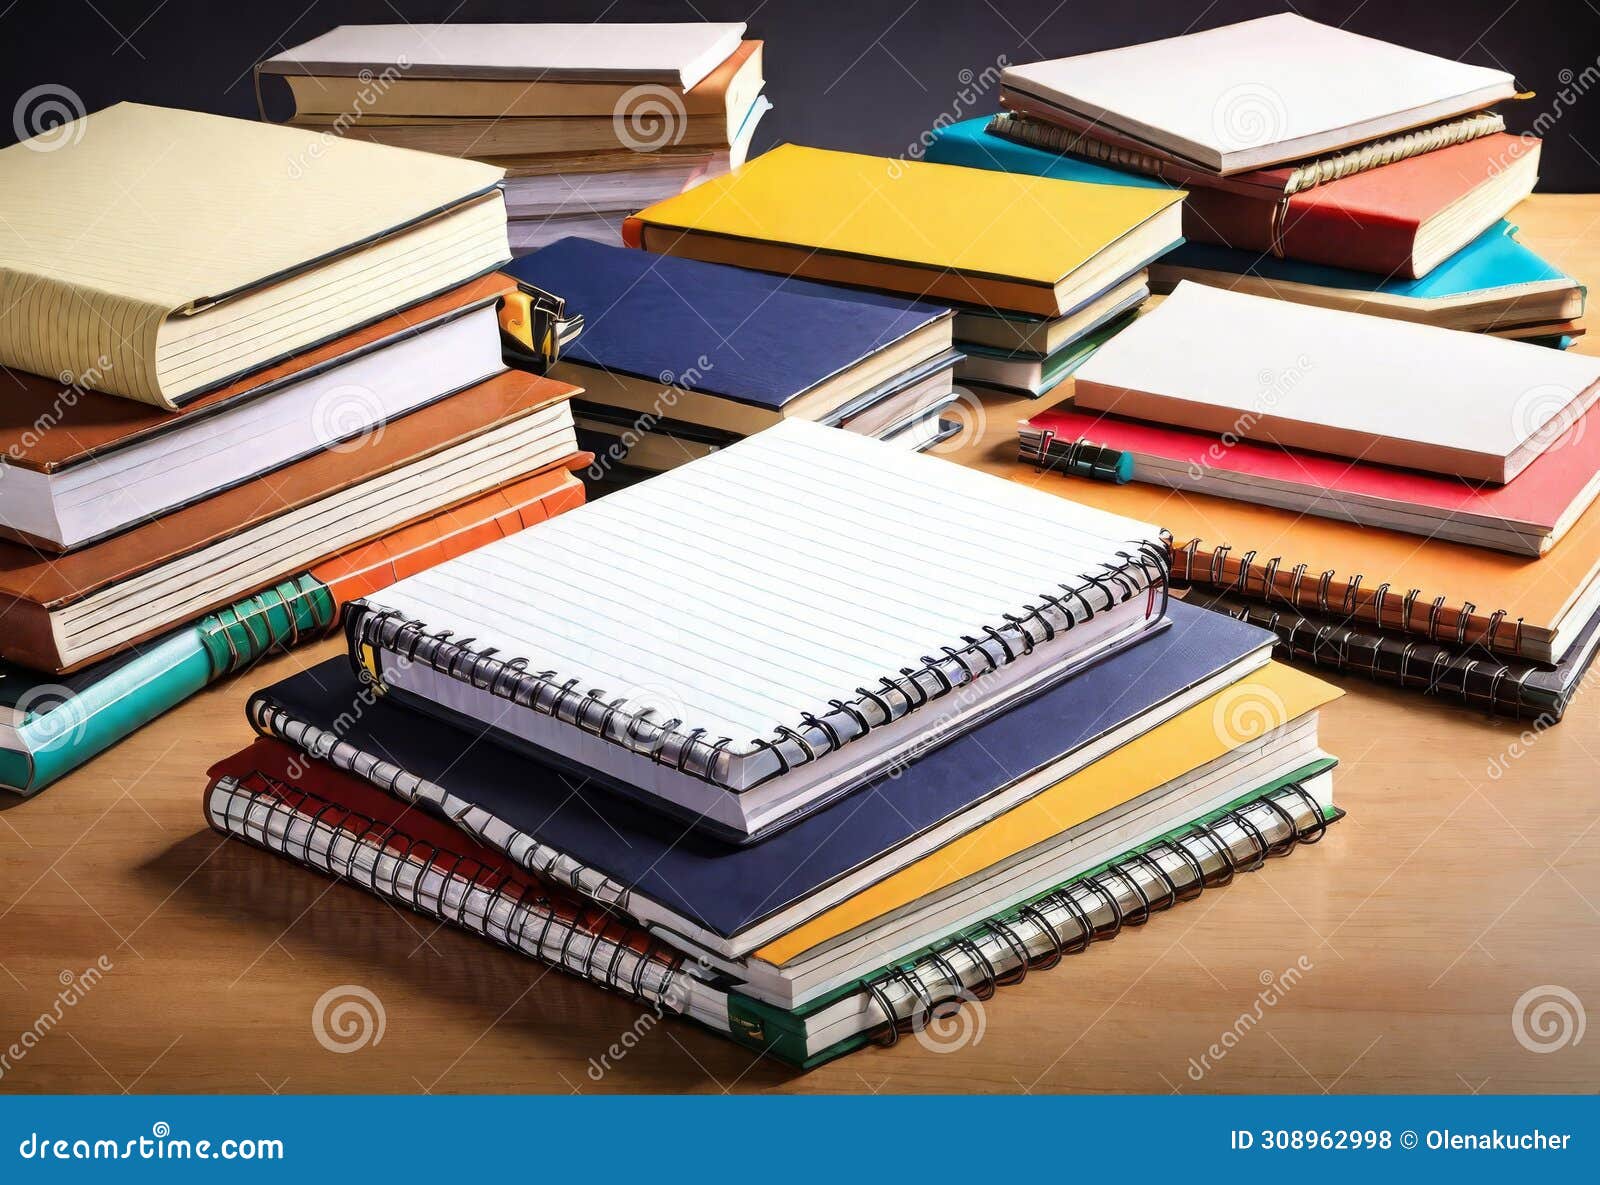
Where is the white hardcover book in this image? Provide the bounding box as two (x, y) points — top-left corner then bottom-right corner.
(1001, 14), (1516, 173)
(1073, 282), (1600, 484)
(346, 419), (1170, 841)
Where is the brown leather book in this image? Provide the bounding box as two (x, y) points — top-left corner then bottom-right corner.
(0, 274), (514, 553)
(0, 368), (583, 673)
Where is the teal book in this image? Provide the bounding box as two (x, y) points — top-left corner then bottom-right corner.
(0, 577), (333, 795)
(922, 114), (1170, 191)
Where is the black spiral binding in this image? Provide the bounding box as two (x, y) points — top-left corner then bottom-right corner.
(341, 538), (1173, 793)
(860, 782), (1337, 1047)
(1027, 429), (1131, 484)
(1198, 594), (1558, 720)
(1170, 538), (1527, 657)
(246, 701), (635, 910)
(207, 770), (684, 1009)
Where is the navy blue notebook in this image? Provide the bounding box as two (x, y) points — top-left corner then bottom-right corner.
(246, 601), (1272, 945)
(506, 237), (952, 410)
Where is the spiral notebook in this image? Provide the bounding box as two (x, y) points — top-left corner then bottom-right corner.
(345, 419), (1171, 842)
(206, 734), (1339, 1068)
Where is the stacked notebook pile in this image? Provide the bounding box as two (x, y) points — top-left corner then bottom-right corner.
(257, 23), (770, 257)
(619, 144), (1185, 400)
(205, 420), (1345, 1067)
(0, 103), (589, 795)
(507, 238), (963, 474)
(1021, 282), (1600, 720)
(925, 15), (1584, 344)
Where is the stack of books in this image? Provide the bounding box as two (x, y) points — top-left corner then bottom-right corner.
(619, 143), (1185, 400)
(257, 23), (769, 257)
(1022, 283), (1600, 720)
(204, 421), (1344, 1066)
(0, 103), (588, 795)
(506, 238), (964, 474)
(924, 14), (1584, 345)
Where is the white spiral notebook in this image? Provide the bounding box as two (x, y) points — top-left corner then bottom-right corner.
(345, 419), (1170, 842)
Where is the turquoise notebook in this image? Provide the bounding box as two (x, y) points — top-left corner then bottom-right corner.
(922, 114), (1171, 190)
(0, 577), (333, 795)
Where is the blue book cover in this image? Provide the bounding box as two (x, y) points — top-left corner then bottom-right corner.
(922, 115), (1171, 191)
(506, 237), (951, 411)
(247, 601), (1273, 944)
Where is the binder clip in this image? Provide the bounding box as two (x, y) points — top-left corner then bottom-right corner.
(499, 279), (584, 374)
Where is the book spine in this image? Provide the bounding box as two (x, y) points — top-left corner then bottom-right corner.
(205, 769), (687, 1008)
(1280, 111), (1507, 194)
(1188, 592), (1563, 721)
(832, 779), (1339, 1053)
(341, 537), (1172, 793)
(245, 697), (635, 913)
(1020, 429), (1133, 483)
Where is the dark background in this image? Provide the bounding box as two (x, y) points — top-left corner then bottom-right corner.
(2, 0), (1597, 189)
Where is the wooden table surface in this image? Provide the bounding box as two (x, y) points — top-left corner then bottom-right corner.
(3, 195), (1599, 1095)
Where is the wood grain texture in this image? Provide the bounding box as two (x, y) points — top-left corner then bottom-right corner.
(2, 195), (1598, 1095)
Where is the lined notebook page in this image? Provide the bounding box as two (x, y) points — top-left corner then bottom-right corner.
(362, 419), (1161, 746)
(0, 103), (503, 405)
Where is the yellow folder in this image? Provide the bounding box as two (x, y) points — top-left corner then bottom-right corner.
(755, 661), (1339, 966)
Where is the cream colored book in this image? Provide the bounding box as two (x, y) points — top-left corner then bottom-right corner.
(0, 103), (509, 409)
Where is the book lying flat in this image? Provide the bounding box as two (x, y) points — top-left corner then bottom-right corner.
(621, 144), (1185, 317)
(1023, 464), (1600, 665)
(253, 600), (1275, 960)
(1074, 283), (1600, 484)
(508, 238), (957, 436)
(343, 419), (1171, 841)
(0, 275), (511, 553)
(0, 370), (580, 673)
(0, 464), (585, 795)
(958, 308), (1137, 397)
(269, 40), (764, 121)
(1148, 222), (1585, 333)
(0, 104), (508, 408)
(999, 14), (1517, 174)
(259, 23), (747, 88)
(206, 734), (1339, 1068)
(1186, 589), (1600, 724)
(953, 272), (1151, 357)
(1023, 404), (1600, 556)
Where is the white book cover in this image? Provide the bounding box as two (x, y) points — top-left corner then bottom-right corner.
(261, 22), (746, 88)
(1001, 14), (1516, 172)
(1073, 282), (1600, 484)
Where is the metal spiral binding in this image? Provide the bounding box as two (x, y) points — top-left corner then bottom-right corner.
(1028, 429), (1130, 484)
(201, 576), (336, 676)
(208, 771), (683, 1009)
(341, 539), (1172, 793)
(861, 783), (1336, 1047)
(1171, 539), (1527, 656)
(247, 701), (634, 909)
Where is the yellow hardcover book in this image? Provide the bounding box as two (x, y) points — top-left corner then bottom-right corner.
(621, 144), (1185, 316)
(0, 103), (508, 409)
(754, 661), (1338, 965)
